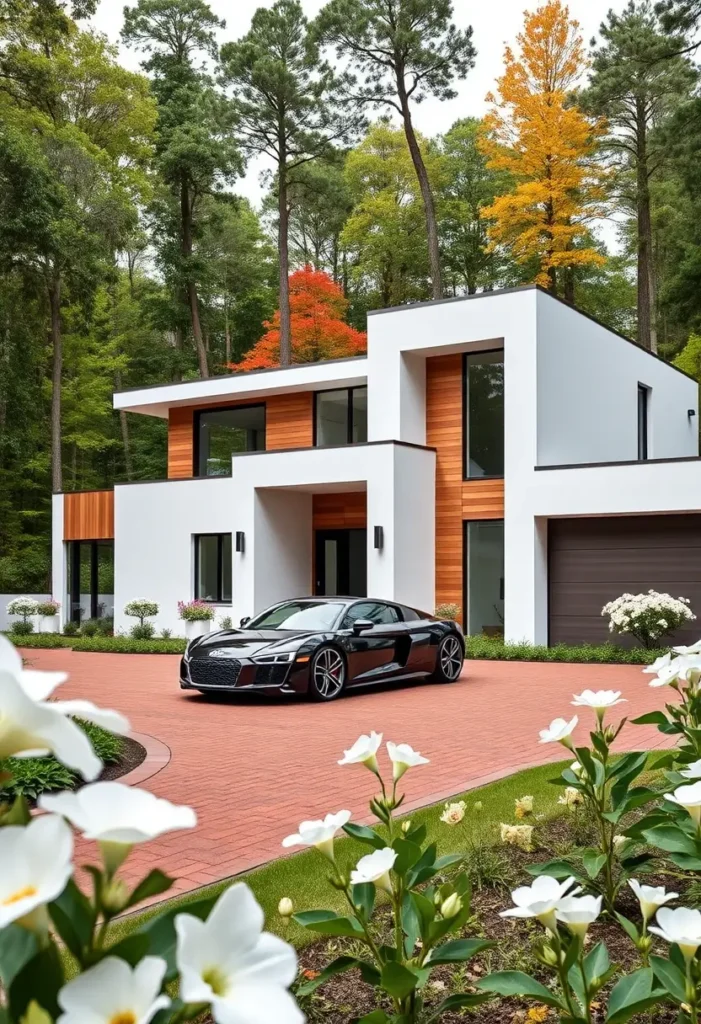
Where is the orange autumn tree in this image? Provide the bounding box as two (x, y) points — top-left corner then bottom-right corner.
(230, 266), (367, 370)
(480, 0), (608, 298)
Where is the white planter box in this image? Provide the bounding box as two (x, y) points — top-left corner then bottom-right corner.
(37, 614), (60, 634)
(183, 619), (212, 640)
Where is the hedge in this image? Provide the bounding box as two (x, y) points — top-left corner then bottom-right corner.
(11, 633), (187, 654)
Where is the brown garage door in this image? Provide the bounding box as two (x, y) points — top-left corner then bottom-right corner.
(549, 515), (701, 646)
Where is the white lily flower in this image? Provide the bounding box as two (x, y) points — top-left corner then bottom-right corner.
(651, 655), (701, 688)
(57, 956), (169, 1024)
(350, 847), (397, 893)
(649, 906), (701, 960)
(666, 781), (701, 825)
(500, 875), (581, 931)
(338, 731), (383, 772)
(538, 716), (578, 747)
(386, 741), (429, 781)
(680, 759), (701, 780)
(571, 689), (626, 712)
(629, 879), (679, 923)
(281, 809), (351, 861)
(673, 641), (701, 655)
(643, 652), (672, 674)
(176, 883), (302, 1024)
(556, 894), (603, 937)
(570, 761), (583, 776)
(0, 815), (73, 932)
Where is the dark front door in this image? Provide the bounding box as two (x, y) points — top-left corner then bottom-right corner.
(315, 529), (367, 597)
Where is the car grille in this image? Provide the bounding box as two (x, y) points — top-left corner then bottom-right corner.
(189, 659), (242, 688)
(253, 663), (290, 686)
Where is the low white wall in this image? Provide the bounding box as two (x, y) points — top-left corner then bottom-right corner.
(1, 595), (50, 632)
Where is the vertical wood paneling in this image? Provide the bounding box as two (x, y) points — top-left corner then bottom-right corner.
(312, 492), (367, 529)
(64, 491), (114, 540)
(267, 392), (314, 449)
(168, 407), (194, 479)
(462, 479), (505, 519)
(426, 355), (463, 613)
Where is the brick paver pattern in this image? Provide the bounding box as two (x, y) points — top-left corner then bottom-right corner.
(22, 649), (675, 898)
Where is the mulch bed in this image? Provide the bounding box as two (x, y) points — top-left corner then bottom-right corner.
(99, 734), (147, 783)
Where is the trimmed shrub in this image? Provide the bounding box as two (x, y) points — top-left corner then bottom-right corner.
(10, 620), (34, 636)
(80, 619), (101, 637)
(219, 615), (233, 630)
(465, 634), (668, 664)
(178, 599), (215, 622)
(130, 622), (156, 640)
(435, 602), (461, 621)
(36, 599), (60, 617)
(74, 636), (187, 654)
(6, 596), (39, 623)
(63, 620), (79, 636)
(124, 599), (159, 626)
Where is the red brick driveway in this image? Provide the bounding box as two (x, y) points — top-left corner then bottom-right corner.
(22, 649), (674, 899)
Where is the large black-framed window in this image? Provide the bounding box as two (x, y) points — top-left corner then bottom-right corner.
(194, 533), (232, 603)
(463, 519), (504, 637)
(67, 540), (114, 623)
(637, 383), (650, 461)
(463, 350), (504, 478)
(314, 387), (367, 446)
(194, 404), (265, 477)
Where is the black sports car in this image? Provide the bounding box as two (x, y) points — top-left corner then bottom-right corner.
(179, 597), (465, 701)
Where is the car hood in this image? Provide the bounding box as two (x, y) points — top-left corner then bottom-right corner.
(188, 628), (316, 660)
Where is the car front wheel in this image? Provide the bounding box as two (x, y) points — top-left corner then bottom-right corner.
(431, 634), (464, 683)
(309, 646), (346, 702)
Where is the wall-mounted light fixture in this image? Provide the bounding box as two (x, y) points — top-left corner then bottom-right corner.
(373, 525), (384, 550)
(235, 531), (245, 553)
(689, 409), (697, 421)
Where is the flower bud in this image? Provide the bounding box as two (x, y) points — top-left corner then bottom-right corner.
(440, 893), (462, 919)
(401, 819), (412, 834)
(278, 897), (294, 919)
(434, 890), (443, 906)
(637, 934), (653, 956)
(473, 801), (483, 813)
(101, 877), (130, 914)
(542, 945), (559, 966)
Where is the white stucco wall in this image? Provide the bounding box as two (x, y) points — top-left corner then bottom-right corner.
(252, 490), (312, 614)
(536, 292), (698, 466)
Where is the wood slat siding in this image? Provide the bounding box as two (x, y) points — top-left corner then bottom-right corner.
(312, 492), (367, 530)
(167, 392), (315, 478)
(462, 479), (504, 519)
(426, 355), (463, 612)
(64, 491), (114, 540)
(549, 514), (701, 646)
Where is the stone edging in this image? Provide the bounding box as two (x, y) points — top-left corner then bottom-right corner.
(119, 731), (171, 787)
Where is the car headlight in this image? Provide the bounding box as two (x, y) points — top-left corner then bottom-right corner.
(251, 651), (297, 665)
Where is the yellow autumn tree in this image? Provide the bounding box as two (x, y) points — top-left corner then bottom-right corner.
(480, 0), (607, 297)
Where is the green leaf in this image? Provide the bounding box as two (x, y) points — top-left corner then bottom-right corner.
(610, 751), (648, 781)
(406, 842), (439, 887)
(643, 825), (700, 856)
(433, 853), (463, 872)
(352, 882), (375, 922)
(613, 787), (658, 815)
(427, 938), (494, 965)
(380, 961), (418, 1000)
(477, 971), (565, 1008)
(392, 838), (423, 875)
(357, 1012), (389, 1024)
(631, 711), (668, 726)
(606, 968), (664, 1023)
(293, 910), (364, 938)
(296, 955), (363, 997)
(668, 852), (701, 870)
(126, 869), (174, 909)
(97, 933), (149, 968)
(526, 859), (582, 880)
(20, 1002), (54, 1024)
(9, 943), (64, 1021)
(0, 925), (38, 991)
(342, 823), (386, 849)
(403, 822), (427, 847)
(49, 880), (95, 961)
(425, 992), (491, 1021)
(583, 941), (610, 987)
(615, 913), (640, 943)
(581, 849), (607, 879)
(651, 955), (687, 1003)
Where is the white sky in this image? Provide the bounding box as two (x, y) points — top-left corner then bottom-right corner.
(91, 0), (630, 243)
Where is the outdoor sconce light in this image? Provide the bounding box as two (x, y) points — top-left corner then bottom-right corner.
(373, 525), (384, 550)
(235, 531), (245, 553)
(689, 409), (697, 420)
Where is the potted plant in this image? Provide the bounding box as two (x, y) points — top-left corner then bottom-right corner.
(178, 599), (215, 639)
(36, 598), (61, 633)
(124, 599), (159, 639)
(6, 596), (39, 636)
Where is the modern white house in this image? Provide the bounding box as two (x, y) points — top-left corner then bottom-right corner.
(51, 284), (701, 644)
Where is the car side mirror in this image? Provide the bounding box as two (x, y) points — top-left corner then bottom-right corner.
(240, 616), (250, 627)
(352, 618), (374, 635)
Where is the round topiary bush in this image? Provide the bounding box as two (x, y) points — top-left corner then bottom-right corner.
(130, 622), (156, 640)
(10, 620), (34, 636)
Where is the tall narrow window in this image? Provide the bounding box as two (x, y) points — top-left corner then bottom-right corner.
(637, 384), (650, 461)
(194, 534), (232, 602)
(464, 520), (504, 637)
(465, 351), (504, 478)
(315, 387), (368, 446)
(195, 405), (265, 477)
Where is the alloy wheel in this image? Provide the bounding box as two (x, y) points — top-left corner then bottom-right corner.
(440, 636), (463, 680)
(313, 648), (345, 699)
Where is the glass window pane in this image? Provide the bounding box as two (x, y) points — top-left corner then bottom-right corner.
(316, 390), (350, 446)
(323, 538), (338, 594)
(466, 520), (504, 637)
(196, 536), (220, 600)
(221, 534), (232, 603)
(466, 352), (504, 477)
(197, 406), (265, 477)
(96, 541), (114, 619)
(352, 388), (368, 442)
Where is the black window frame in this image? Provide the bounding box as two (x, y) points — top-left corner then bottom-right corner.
(313, 386), (368, 447)
(462, 349), (505, 481)
(193, 403), (266, 478)
(194, 533), (232, 604)
(637, 383), (650, 461)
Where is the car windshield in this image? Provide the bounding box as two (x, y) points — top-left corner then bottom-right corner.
(248, 601), (345, 631)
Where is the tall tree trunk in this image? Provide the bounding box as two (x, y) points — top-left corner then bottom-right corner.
(48, 274), (62, 493)
(564, 265), (575, 305)
(180, 174), (209, 377)
(278, 156), (292, 366)
(114, 371), (133, 481)
(224, 301), (231, 364)
(648, 260), (658, 355)
(636, 101), (653, 351)
(396, 74), (442, 300)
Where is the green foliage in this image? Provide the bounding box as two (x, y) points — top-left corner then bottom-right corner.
(62, 621), (79, 636)
(130, 622), (156, 640)
(7, 633), (187, 653)
(465, 634), (667, 664)
(9, 620), (34, 636)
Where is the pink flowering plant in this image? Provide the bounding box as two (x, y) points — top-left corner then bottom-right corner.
(178, 600), (215, 622)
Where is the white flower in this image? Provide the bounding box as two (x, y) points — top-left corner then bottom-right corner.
(629, 879), (679, 923)
(643, 653), (672, 675)
(57, 956), (168, 1024)
(0, 815), (73, 931)
(556, 894), (603, 937)
(500, 875), (581, 931)
(0, 636), (120, 779)
(278, 897), (294, 918)
(386, 741), (429, 781)
(350, 847), (397, 893)
(440, 800), (466, 825)
(680, 759), (701, 780)
(282, 809), (351, 860)
(649, 906), (701, 960)
(338, 732), (383, 772)
(570, 761), (583, 776)
(176, 883), (302, 1024)
(558, 786), (584, 810)
(571, 689), (626, 711)
(500, 823), (534, 851)
(539, 716), (578, 746)
(6, 596), (39, 618)
(674, 641), (701, 655)
(666, 781), (701, 825)
(613, 835), (628, 853)
(40, 782), (197, 843)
